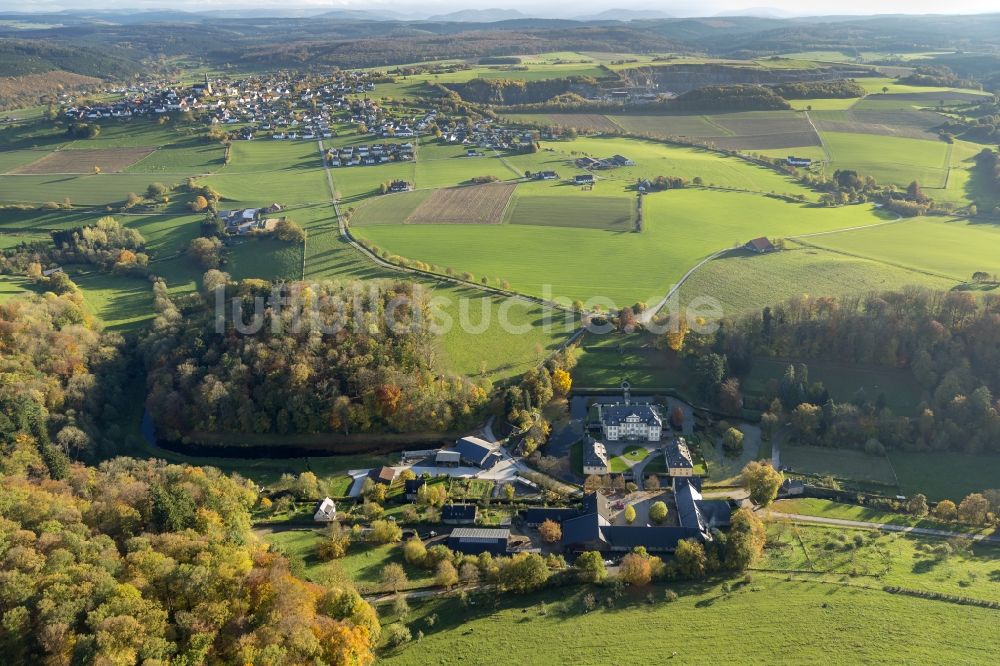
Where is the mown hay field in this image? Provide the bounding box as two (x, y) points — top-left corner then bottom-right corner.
(406, 183), (516, 224)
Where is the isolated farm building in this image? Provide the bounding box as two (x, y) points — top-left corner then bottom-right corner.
(455, 436), (500, 469)
(599, 403), (663, 442)
(404, 478), (426, 500)
(744, 237), (776, 254)
(448, 527), (510, 555)
(442, 503), (478, 525)
(534, 170), (559, 180)
(582, 438), (610, 476)
(609, 154), (635, 167)
(664, 438), (694, 479)
(574, 174), (595, 185)
(388, 180), (413, 193)
(313, 497), (337, 522)
(779, 478), (806, 497)
(786, 156), (812, 167)
(369, 466), (396, 485)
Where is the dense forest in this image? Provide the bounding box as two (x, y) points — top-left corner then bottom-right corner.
(0, 292), (130, 472)
(443, 76), (603, 105)
(770, 79), (866, 99)
(669, 85), (791, 111)
(142, 276), (490, 440)
(0, 290), (379, 663)
(703, 289), (1000, 454)
(0, 457), (379, 664)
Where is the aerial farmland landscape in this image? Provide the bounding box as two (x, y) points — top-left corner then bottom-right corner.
(1, 2), (1000, 664)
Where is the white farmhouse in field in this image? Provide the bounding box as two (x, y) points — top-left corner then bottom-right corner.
(313, 497), (337, 522)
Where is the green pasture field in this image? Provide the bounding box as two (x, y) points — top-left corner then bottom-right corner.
(224, 140), (319, 173)
(226, 237), (304, 282)
(0, 148), (51, 172)
(856, 77), (992, 97)
(773, 499), (995, 536)
(0, 275), (38, 302)
(745, 357), (923, 415)
(72, 270), (156, 331)
(819, 131), (951, 187)
(122, 212), (203, 257)
(427, 282), (572, 381)
(798, 216), (1000, 283)
(763, 522), (1000, 601)
(572, 331), (690, 390)
(780, 443), (899, 486)
(380, 573), (997, 664)
(933, 139), (993, 208)
(414, 153), (517, 189)
(351, 188), (890, 306)
(0, 173), (184, 205)
(348, 190), (432, 226)
(0, 231), (48, 249)
(504, 193), (634, 230)
(264, 529), (433, 594)
(124, 140), (226, 174)
(0, 207), (128, 231)
(329, 161), (415, 203)
(677, 246), (958, 319)
(888, 451), (1000, 502)
(203, 169), (327, 206)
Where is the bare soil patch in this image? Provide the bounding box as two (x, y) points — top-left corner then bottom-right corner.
(9, 147), (155, 174)
(406, 183), (517, 224)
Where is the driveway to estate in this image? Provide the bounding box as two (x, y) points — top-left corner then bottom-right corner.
(765, 510), (1000, 543)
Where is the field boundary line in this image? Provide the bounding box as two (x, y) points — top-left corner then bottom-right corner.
(803, 110), (832, 162)
(701, 115), (735, 136)
(790, 234), (963, 283)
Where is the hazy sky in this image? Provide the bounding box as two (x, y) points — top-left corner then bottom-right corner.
(5, 0), (1000, 17)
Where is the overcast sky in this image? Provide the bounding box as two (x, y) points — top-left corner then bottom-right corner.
(4, 0), (999, 17)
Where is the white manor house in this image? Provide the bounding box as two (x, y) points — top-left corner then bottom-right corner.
(596, 383), (663, 442)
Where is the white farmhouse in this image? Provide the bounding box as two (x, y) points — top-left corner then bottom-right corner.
(313, 497), (337, 522)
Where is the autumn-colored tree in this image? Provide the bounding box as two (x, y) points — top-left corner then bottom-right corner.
(619, 551), (653, 585)
(551, 368), (572, 397)
(539, 519), (562, 543)
(741, 460), (784, 507)
(958, 493), (990, 525)
(375, 383), (403, 417)
(725, 508), (766, 570)
(435, 559), (459, 588)
(934, 499), (958, 521)
(380, 563), (408, 593)
(675, 538), (707, 578)
(574, 551), (607, 583)
(318, 522), (351, 560)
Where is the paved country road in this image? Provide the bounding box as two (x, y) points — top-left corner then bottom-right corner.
(765, 511), (1000, 544)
